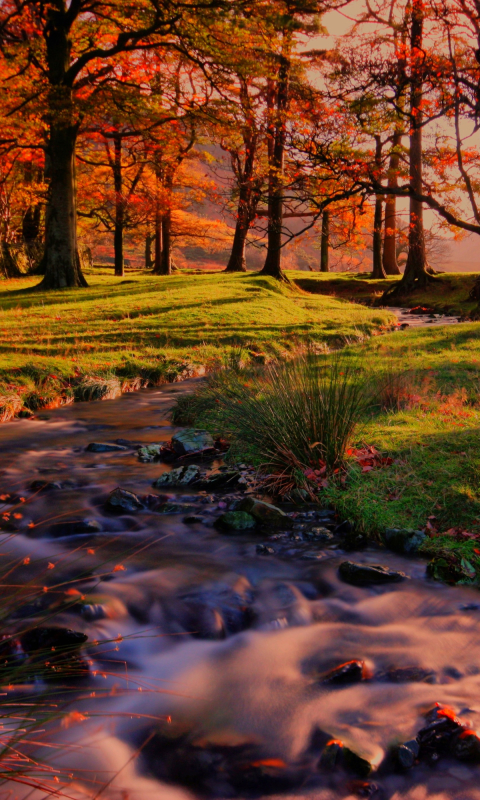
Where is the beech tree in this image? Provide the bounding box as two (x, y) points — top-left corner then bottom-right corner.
(0, 0), (244, 289)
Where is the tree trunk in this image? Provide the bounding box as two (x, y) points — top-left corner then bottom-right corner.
(383, 130), (402, 275)
(372, 136), (387, 279)
(153, 193), (163, 274)
(113, 136), (124, 278)
(159, 209), (172, 275)
(0, 242), (22, 278)
(37, 7), (86, 290)
(145, 233), (154, 269)
(384, 0), (432, 298)
(320, 210), (329, 272)
(260, 53), (290, 281)
(37, 122), (87, 289)
(226, 221), (248, 272)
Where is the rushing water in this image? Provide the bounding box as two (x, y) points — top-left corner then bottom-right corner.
(1, 383), (480, 800)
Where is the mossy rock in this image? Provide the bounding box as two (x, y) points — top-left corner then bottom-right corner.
(215, 511), (256, 531)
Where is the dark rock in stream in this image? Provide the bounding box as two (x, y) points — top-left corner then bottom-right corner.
(338, 561), (408, 586)
(319, 740), (373, 778)
(20, 627), (90, 681)
(48, 518), (104, 537)
(86, 442), (128, 453)
(256, 544), (274, 555)
(172, 428), (215, 456)
(237, 497), (287, 525)
(215, 511), (257, 531)
(321, 660), (367, 686)
(183, 515), (206, 524)
(384, 528), (426, 554)
(196, 469), (242, 490)
(105, 487), (144, 513)
(396, 739), (420, 770)
(153, 464), (200, 487)
(375, 666), (436, 684)
(29, 480), (63, 493)
(413, 704), (480, 765)
(21, 627), (88, 652)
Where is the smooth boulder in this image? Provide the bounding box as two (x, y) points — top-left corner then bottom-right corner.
(384, 527), (426, 554)
(172, 429), (215, 456)
(237, 497), (286, 526)
(338, 561), (408, 586)
(105, 487), (144, 513)
(215, 511), (256, 531)
(86, 442), (128, 453)
(138, 444), (163, 462)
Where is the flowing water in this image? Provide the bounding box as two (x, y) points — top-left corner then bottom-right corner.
(1, 382), (480, 800)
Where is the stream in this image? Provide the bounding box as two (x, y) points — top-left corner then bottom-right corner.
(1, 380), (480, 800)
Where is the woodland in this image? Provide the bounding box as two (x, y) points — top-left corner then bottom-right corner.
(0, 0), (479, 292)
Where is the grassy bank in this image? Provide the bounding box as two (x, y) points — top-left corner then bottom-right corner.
(294, 271), (480, 316)
(0, 269), (394, 421)
(176, 321), (480, 583)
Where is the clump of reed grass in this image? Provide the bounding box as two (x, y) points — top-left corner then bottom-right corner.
(0, 393), (22, 422)
(74, 375), (122, 402)
(203, 354), (374, 496)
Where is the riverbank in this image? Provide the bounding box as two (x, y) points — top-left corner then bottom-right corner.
(176, 321), (480, 583)
(0, 269), (394, 422)
(294, 271), (480, 316)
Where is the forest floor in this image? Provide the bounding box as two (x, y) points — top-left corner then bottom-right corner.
(294, 271), (480, 316)
(0, 268), (394, 419)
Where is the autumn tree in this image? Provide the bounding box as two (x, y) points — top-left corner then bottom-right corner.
(0, 0), (246, 290)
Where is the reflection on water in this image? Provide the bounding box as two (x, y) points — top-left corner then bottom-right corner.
(1, 383), (480, 800)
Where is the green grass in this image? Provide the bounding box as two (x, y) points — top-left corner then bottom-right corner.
(178, 320), (480, 582)
(0, 268), (394, 419)
(293, 271), (480, 316)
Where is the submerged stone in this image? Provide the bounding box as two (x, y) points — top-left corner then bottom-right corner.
(338, 561), (408, 586)
(215, 511), (256, 531)
(237, 497), (286, 525)
(321, 660), (366, 686)
(105, 487), (144, 513)
(172, 429), (215, 456)
(86, 442), (128, 453)
(384, 528), (426, 554)
(397, 739), (420, 770)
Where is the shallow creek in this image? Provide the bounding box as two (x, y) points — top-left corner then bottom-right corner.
(1, 382), (480, 800)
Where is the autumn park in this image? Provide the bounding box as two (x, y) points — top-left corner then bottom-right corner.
(3, 0), (480, 798)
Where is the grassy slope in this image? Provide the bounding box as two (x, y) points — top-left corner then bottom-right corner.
(324, 323), (480, 574)
(293, 271), (480, 316)
(0, 269), (394, 413)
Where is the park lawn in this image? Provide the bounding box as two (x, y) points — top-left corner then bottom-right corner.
(292, 270), (480, 317)
(0, 268), (394, 419)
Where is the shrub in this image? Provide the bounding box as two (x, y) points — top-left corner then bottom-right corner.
(74, 375), (122, 402)
(0, 393), (22, 423)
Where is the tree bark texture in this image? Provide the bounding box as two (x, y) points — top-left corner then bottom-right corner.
(260, 53), (290, 281)
(37, 5), (87, 289)
(383, 129), (402, 275)
(320, 210), (329, 272)
(113, 136), (124, 278)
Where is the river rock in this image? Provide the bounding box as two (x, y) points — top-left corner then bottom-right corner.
(172, 429), (215, 456)
(237, 497), (287, 525)
(375, 666), (436, 683)
(21, 627), (88, 653)
(48, 518), (104, 537)
(338, 561), (408, 586)
(155, 502), (196, 515)
(183, 515), (206, 524)
(319, 740), (372, 777)
(215, 511), (256, 531)
(256, 544), (274, 555)
(29, 480), (62, 492)
(86, 442), (128, 453)
(304, 527), (334, 542)
(197, 470), (241, 490)
(138, 444), (163, 462)
(153, 464), (200, 488)
(384, 527), (426, 554)
(321, 660), (366, 686)
(397, 739), (420, 770)
(105, 487), (144, 513)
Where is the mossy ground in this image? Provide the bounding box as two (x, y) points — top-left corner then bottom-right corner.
(0, 268), (394, 418)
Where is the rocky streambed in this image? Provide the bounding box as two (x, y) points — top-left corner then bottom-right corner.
(1, 382), (480, 800)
